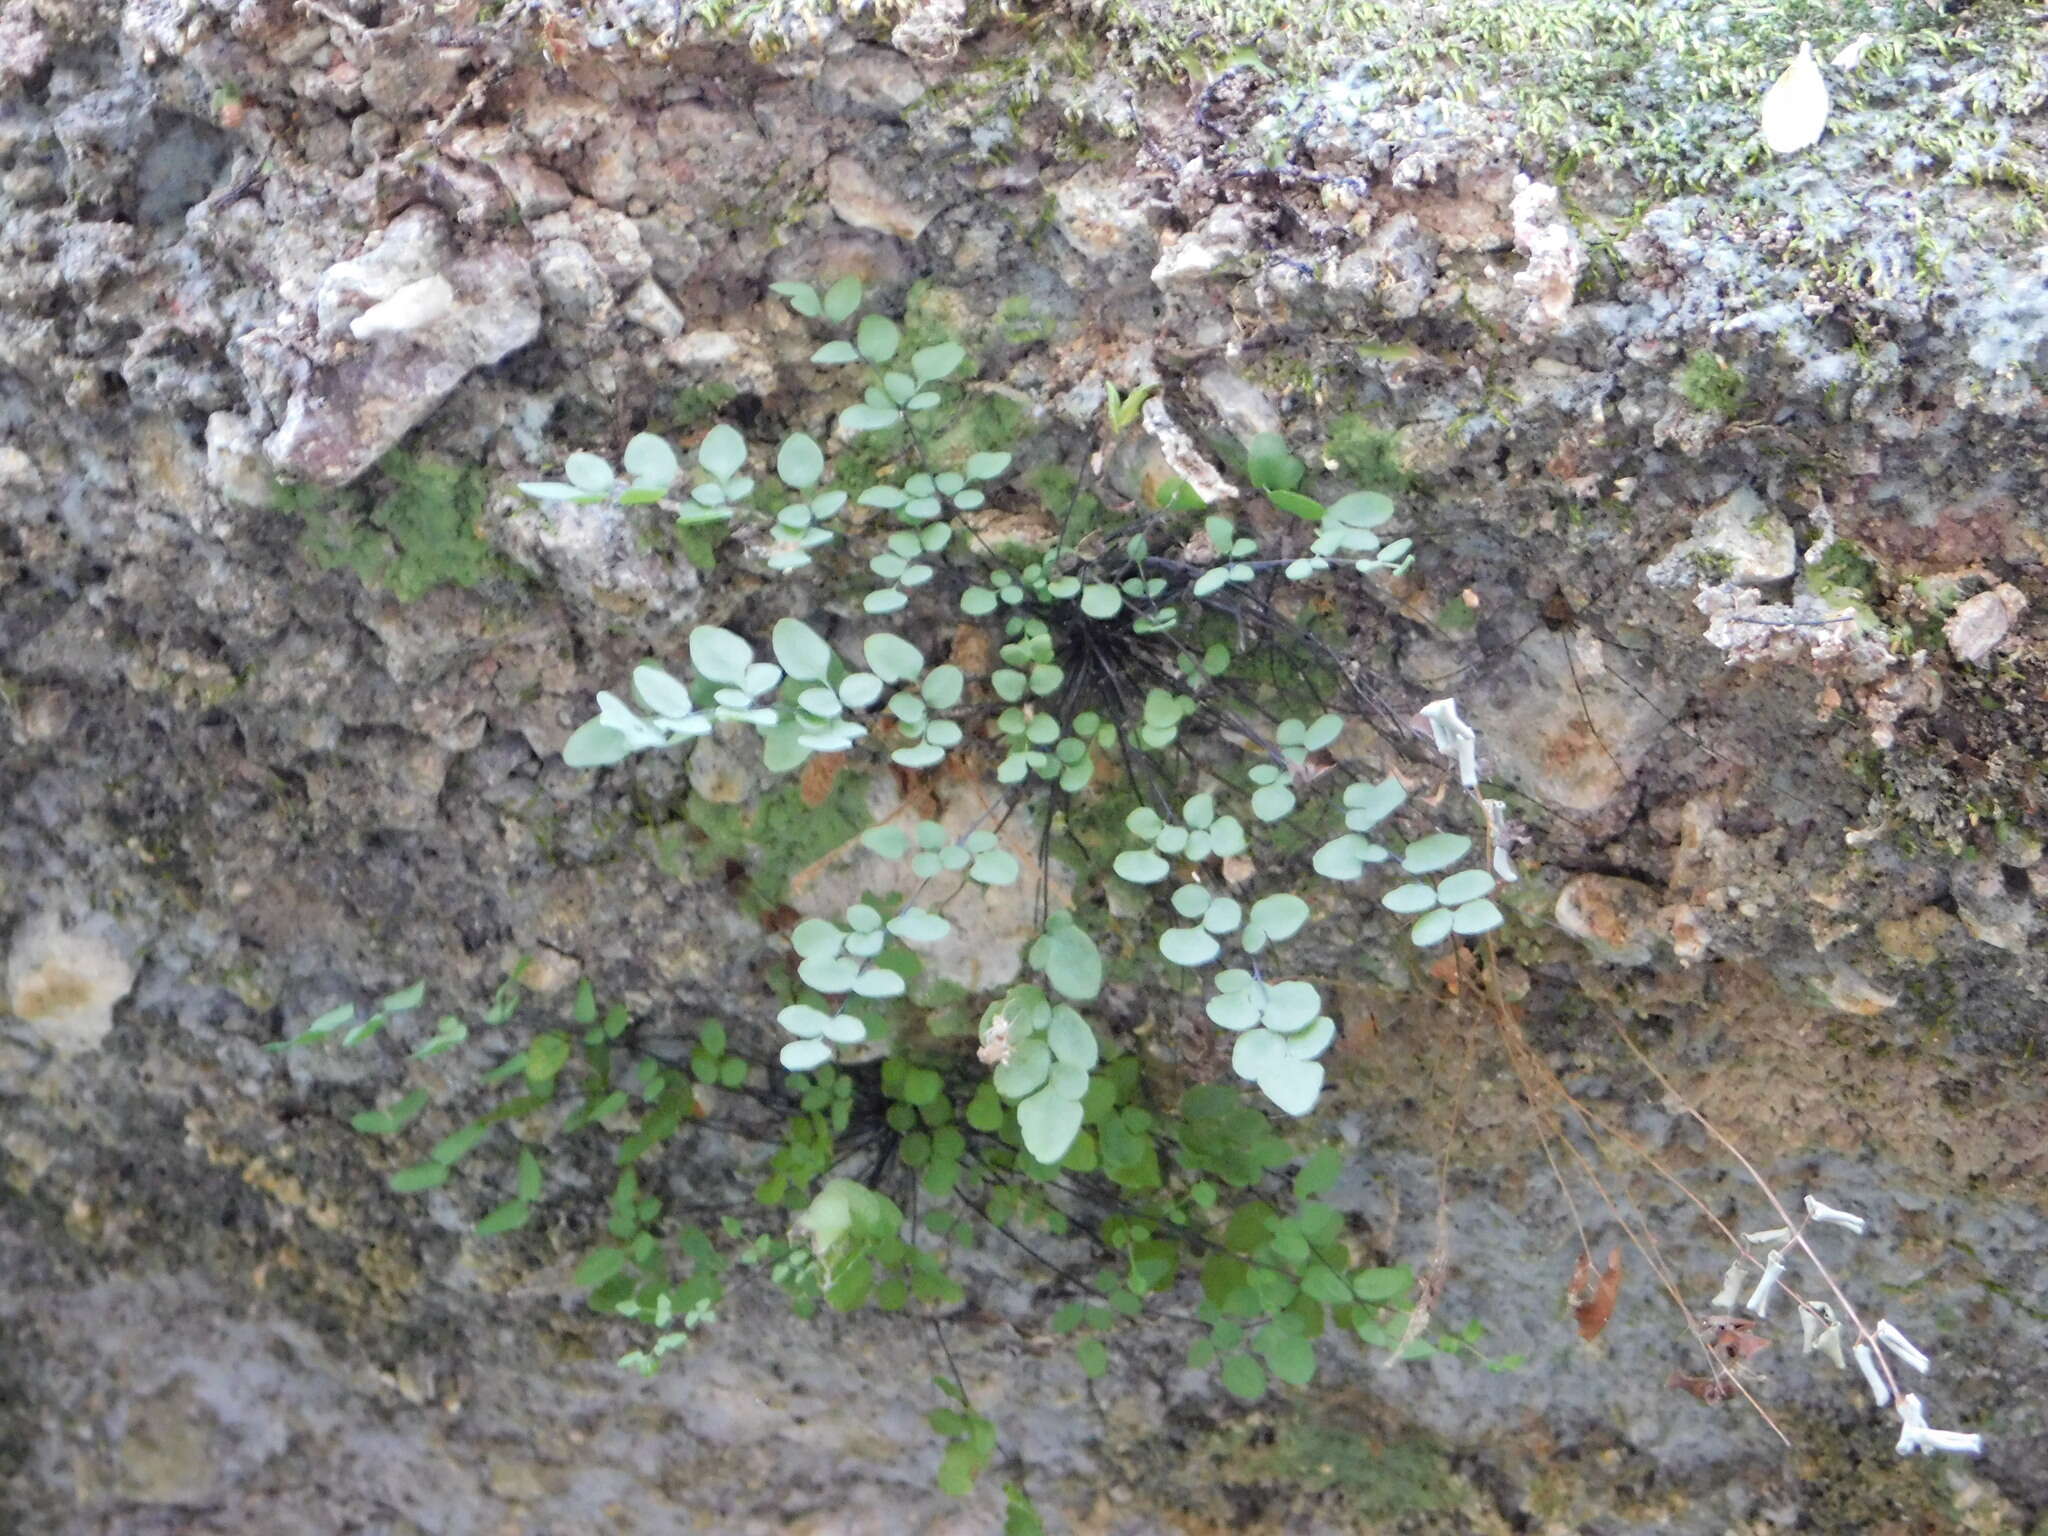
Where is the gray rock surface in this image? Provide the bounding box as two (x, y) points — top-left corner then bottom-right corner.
(2, 3), (2045, 1532)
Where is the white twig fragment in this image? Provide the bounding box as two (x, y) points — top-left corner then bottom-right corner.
(1744, 1248), (1787, 1317)
(1854, 1341), (1892, 1407)
(1710, 1258), (1747, 1310)
(1804, 1194), (1867, 1234)
(1875, 1319), (1931, 1374)
(1416, 698), (1479, 789)
(1743, 1226), (1791, 1245)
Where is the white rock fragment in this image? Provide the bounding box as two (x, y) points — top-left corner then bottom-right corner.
(1150, 204), (1257, 288)
(1509, 176), (1585, 331)
(1648, 487), (1797, 588)
(1944, 583), (2026, 665)
(349, 274), (454, 340)
(6, 910), (135, 1056)
(1053, 166), (1156, 260)
(621, 278), (687, 339)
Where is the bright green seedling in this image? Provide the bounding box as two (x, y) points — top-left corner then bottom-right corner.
(1116, 792), (1248, 884)
(1102, 381), (1158, 436)
(765, 432), (845, 572)
(675, 423), (755, 529)
(267, 979), (425, 1052)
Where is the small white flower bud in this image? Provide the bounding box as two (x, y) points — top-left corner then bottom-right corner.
(1710, 1258), (1746, 1310)
(1803, 1194), (1866, 1234)
(1875, 1319), (1930, 1374)
(1744, 1248), (1787, 1317)
(1854, 1341), (1891, 1407)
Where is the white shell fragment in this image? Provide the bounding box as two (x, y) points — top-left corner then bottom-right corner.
(1760, 41), (1830, 154)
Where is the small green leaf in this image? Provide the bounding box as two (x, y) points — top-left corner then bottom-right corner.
(1030, 919), (1102, 1002)
(1352, 1265), (1413, 1303)
(821, 275), (863, 323)
(1401, 832), (1473, 875)
(1436, 868), (1496, 906)
(390, 1161), (448, 1193)
(1382, 882), (1438, 915)
(432, 1119), (492, 1166)
(912, 342), (965, 382)
(771, 280), (820, 317)
(575, 1247), (626, 1287)
(689, 625), (754, 684)
(1293, 1146), (1343, 1200)
(1452, 897), (1504, 936)
(697, 424), (747, 480)
(525, 1032), (571, 1084)
(863, 633), (925, 683)
(777, 433), (824, 490)
(477, 1199), (531, 1235)
(856, 313), (901, 364)
(1220, 1353), (1267, 1401)
(1160, 928), (1220, 967)
(1075, 1339), (1108, 1379)
(1017, 1087), (1084, 1164)
(517, 1148), (543, 1203)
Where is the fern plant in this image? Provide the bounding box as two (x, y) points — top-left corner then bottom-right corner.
(280, 275), (1529, 1514)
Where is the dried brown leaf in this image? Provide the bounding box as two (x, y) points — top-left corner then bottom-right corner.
(1569, 1245), (1623, 1341)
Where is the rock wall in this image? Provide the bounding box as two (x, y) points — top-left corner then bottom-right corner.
(3, 0), (2045, 1530)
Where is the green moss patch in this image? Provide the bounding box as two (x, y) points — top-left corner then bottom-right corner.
(289, 453), (519, 603)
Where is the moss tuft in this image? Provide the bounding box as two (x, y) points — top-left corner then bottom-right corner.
(1675, 351), (1748, 418)
(291, 453), (518, 603)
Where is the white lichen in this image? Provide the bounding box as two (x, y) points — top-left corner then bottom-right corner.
(5, 909), (135, 1055)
